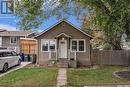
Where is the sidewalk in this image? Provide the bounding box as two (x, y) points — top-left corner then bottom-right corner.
(0, 62), (31, 77)
(57, 68), (67, 86)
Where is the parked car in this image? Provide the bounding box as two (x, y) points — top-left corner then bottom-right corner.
(0, 50), (21, 72)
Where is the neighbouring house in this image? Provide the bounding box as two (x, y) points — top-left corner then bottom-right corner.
(35, 20), (93, 67)
(0, 29), (7, 32)
(0, 30), (37, 53)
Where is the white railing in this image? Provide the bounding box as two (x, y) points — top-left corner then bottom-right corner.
(68, 49), (77, 61)
(56, 49), (58, 60)
(49, 51), (57, 60)
(49, 49), (77, 61)
(74, 51), (77, 60)
(68, 49), (70, 60)
(49, 51), (51, 60)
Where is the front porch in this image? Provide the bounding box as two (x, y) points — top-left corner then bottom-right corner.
(48, 33), (77, 68)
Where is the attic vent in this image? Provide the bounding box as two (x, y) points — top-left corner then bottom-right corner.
(62, 23), (66, 28)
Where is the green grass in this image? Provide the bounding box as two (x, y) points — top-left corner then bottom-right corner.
(68, 66), (130, 86)
(0, 67), (58, 87)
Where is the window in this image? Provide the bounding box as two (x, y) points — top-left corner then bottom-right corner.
(42, 40), (49, 51)
(12, 51), (18, 56)
(0, 52), (4, 57)
(41, 39), (56, 52)
(79, 40), (85, 51)
(49, 40), (56, 51)
(6, 52), (12, 56)
(1, 1), (14, 14)
(71, 39), (85, 52)
(72, 41), (77, 51)
(10, 37), (17, 44)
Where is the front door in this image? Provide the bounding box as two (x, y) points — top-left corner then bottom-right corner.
(59, 40), (67, 58)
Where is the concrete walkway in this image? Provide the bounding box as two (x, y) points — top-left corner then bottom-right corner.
(0, 62), (31, 77)
(57, 68), (67, 86)
(84, 85), (130, 87)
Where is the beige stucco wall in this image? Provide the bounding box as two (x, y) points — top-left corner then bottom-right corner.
(36, 21), (91, 66)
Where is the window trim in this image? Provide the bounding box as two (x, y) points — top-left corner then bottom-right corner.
(0, 37), (2, 47)
(10, 36), (17, 44)
(1, 1), (14, 14)
(41, 39), (57, 52)
(70, 39), (86, 52)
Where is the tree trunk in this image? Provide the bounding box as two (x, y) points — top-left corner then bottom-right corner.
(111, 37), (122, 50)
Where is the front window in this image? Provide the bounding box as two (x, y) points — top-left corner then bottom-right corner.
(10, 36), (17, 44)
(41, 39), (56, 52)
(71, 39), (85, 52)
(49, 40), (56, 51)
(42, 40), (49, 51)
(72, 41), (77, 51)
(79, 40), (85, 51)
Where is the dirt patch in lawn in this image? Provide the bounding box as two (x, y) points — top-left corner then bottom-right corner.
(115, 71), (130, 81)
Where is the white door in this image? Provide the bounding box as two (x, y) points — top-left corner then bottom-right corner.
(59, 40), (67, 58)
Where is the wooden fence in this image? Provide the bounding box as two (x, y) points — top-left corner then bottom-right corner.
(20, 38), (37, 54)
(91, 50), (130, 66)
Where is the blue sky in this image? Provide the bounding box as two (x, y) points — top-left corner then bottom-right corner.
(0, 0), (82, 32)
(0, 14), (82, 32)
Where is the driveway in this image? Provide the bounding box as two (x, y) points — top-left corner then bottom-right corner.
(0, 62), (31, 77)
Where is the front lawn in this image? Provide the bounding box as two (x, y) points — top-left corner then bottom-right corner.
(0, 67), (58, 87)
(68, 66), (130, 86)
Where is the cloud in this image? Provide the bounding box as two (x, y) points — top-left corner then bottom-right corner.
(0, 24), (17, 31)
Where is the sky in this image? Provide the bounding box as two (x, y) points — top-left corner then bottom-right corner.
(0, 14), (82, 32)
(0, 0), (83, 32)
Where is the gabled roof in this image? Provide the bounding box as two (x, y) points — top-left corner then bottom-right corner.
(35, 20), (93, 38)
(0, 30), (35, 37)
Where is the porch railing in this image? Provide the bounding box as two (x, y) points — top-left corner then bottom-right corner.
(48, 49), (77, 61)
(68, 49), (77, 61)
(49, 51), (57, 60)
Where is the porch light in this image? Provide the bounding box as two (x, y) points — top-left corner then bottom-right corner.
(62, 37), (65, 40)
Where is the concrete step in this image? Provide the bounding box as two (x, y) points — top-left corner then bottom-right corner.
(57, 62), (68, 68)
(58, 59), (68, 62)
(57, 59), (69, 68)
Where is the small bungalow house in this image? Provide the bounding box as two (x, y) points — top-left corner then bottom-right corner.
(35, 20), (92, 67)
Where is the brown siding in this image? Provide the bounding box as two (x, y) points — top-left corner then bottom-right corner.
(37, 21), (91, 66)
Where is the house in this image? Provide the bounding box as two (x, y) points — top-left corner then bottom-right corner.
(35, 20), (93, 67)
(0, 30), (37, 53)
(0, 29), (7, 32)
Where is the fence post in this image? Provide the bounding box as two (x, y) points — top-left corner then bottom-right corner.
(99, 51), (102, 66)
